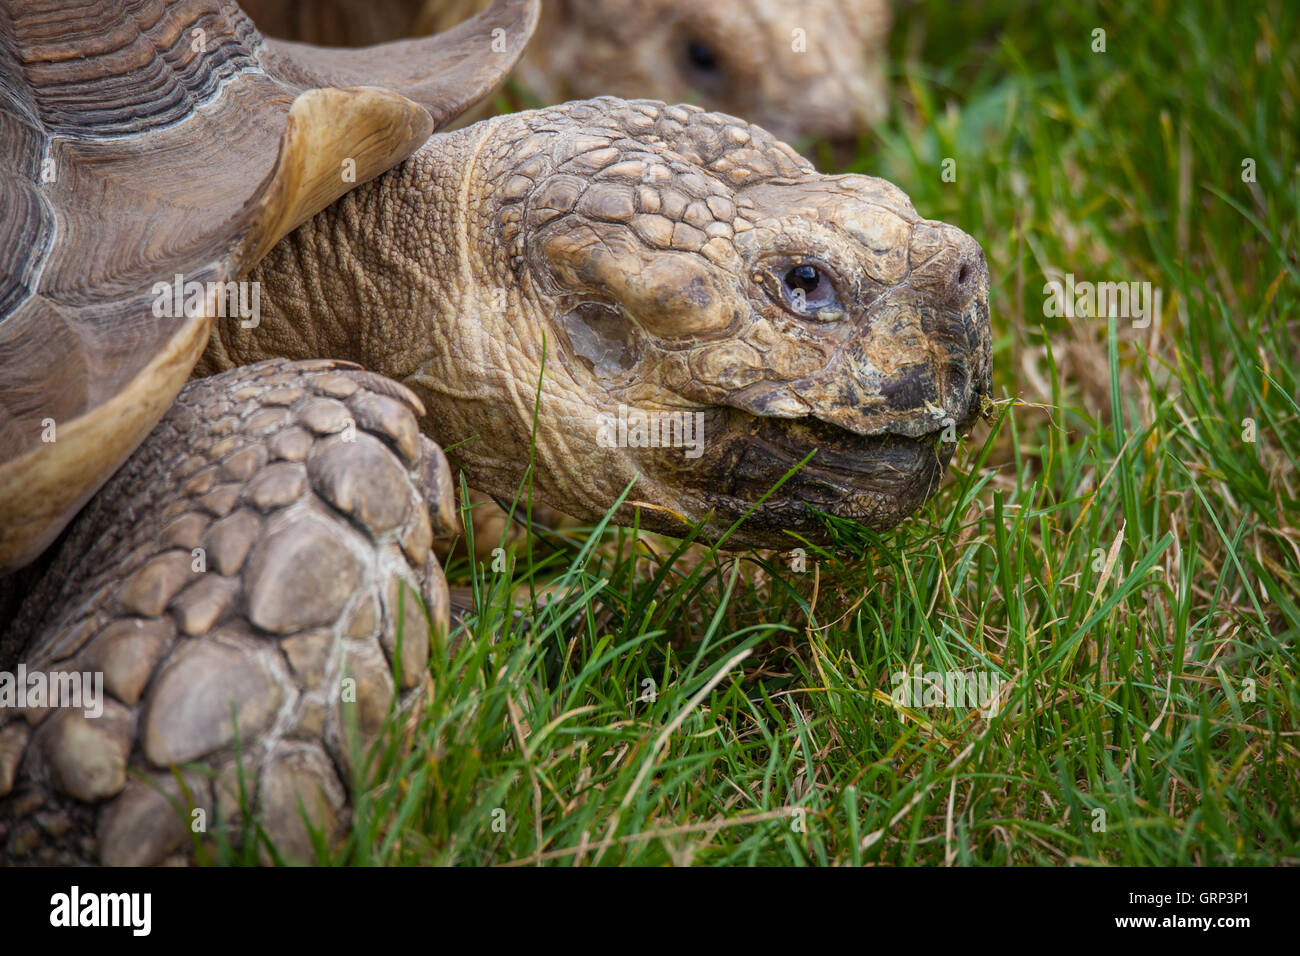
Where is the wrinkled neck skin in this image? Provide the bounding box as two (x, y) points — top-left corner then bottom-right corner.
(200, 117), (675, 532)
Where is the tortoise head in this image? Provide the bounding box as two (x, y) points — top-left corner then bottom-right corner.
(524, 0), (890, 144)
(475, 100), (991, 547)
(232, 98), (989, 550)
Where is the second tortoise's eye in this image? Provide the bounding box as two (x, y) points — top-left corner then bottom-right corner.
(685, 39), (720, 72)
(780, 263), (839, 314)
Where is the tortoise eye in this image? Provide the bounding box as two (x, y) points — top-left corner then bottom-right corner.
(780, 263), (838, 314)
(685, 39), (720, 72)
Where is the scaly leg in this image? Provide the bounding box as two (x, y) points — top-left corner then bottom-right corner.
(0, 359), (455, 865)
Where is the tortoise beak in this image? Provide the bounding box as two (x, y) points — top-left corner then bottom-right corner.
(788, 221), (992, 439)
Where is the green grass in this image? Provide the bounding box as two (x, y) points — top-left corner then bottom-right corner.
(268, 0), (1300, 865)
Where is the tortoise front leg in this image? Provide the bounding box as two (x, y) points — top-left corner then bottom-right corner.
(0, 359), (455, 865)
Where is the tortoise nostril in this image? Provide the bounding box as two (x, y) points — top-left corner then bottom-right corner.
(908, 223), (987, 306)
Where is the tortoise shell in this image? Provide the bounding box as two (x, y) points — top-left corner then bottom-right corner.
(0, 0), (539, 571)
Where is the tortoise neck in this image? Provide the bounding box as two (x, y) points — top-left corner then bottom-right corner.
(192, 121), (578, 504)
(195, 128), (482, 382)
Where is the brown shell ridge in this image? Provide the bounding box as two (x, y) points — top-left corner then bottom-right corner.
(0, 314), (211, 572)
(257, 0), (541, 130)
(232, 84), (435, 270)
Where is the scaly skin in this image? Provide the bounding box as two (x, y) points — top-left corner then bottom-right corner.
(202, 98), (991, 548)
(242, 0), (891, 143)
(1, 360), (453, 864)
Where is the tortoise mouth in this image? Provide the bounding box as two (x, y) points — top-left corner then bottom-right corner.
(753, 413), (945, 481)
(662, 408), (955, 548)
(723, 411), (950, 503)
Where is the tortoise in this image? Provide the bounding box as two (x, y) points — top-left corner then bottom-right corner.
(0, 0), (991, 864)
(239, 0), (892, 144)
